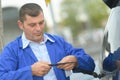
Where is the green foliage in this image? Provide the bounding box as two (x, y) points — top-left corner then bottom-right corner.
(86, 0), (109, 28)
(60, 0), (109, 38)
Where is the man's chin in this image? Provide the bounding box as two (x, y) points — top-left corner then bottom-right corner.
(34, 37), (44, 42)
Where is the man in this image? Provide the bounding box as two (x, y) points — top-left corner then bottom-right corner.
(0, 3), (95, 80)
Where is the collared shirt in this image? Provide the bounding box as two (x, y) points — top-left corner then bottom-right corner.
(22, 33), (57, 80)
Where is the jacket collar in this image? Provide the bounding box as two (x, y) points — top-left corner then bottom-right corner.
(21, 32), (55, 49)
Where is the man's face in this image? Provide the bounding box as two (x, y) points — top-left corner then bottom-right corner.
(18, 12), (45, 43)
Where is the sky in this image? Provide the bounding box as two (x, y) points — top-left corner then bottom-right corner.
(1, 0), (63, 26)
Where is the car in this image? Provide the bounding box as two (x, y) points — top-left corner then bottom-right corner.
(100, 0), (120, 80)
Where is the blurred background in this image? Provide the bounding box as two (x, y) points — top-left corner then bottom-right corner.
(0, 0), (111, 80)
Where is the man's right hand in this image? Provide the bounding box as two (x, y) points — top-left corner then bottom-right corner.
(31, 61), (51, 76)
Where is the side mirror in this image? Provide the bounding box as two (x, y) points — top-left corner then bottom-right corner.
(103, 0), (119, 8)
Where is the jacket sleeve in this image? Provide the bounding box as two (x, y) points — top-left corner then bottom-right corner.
(0, 46), (33, 80)
(103, 53), (117, 72)
(103, 48), (120, 72)
(62, 38), (95, 72)
(72, 48), (95, 72)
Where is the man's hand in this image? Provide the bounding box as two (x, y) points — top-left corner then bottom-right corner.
(31, 61), (51, 76)
(57, 55), (77, 70)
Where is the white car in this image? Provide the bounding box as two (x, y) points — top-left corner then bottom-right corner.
(100, 0), (120, 80)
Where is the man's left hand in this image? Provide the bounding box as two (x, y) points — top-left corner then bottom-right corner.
(57, 55), (77, 70)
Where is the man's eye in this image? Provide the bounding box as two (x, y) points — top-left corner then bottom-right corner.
(39, 21), (44, 25)
(29, 24), (35, 27)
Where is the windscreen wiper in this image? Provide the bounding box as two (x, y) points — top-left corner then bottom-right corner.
(49, 62), (76, 66)
(49, 62), (104, 78)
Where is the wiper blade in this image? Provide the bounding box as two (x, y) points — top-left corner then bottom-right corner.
(49, 62), (77, 66)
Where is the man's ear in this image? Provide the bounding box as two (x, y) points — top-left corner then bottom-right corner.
(17, 20), (23, 30)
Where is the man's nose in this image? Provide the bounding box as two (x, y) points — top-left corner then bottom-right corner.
(36, 24), (41, 30)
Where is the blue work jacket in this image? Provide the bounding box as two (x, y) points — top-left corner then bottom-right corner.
(103, 48), (120, 80)
(0, 33), (95, 80)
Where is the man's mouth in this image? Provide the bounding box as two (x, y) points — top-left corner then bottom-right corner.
(35, 33), (41, 36)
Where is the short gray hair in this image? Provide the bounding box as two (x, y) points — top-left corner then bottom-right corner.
(19, 3), (43, 22)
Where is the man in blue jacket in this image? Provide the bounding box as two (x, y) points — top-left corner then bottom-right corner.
(0, 3), (95, 80)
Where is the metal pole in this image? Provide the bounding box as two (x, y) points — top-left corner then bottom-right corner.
(0, 0), (4, 52)
(49, 2), (58, 34)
